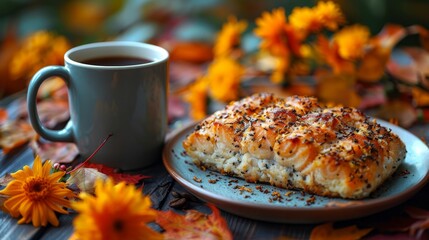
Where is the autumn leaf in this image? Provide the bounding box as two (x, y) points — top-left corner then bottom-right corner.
(169, 41), (213, 64)
(405, 206), (429, 238)
(156, 204), (233, 240)
(29, 138), (78, 164)
(66, 167), (108, 194)
(0, 120), (36, 154)
(0, 108), (7, 125)
(25, 99), (70, 128)
(310, 222), (372, 240)
(83, 163), (151, 184)
(8, 97), (69, 128)
(0, 173), (13, 187)
(373, 99), (417, 128)
(407, 25), (429, 52)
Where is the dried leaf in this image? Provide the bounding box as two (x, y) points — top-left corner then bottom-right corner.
(0, 120), (36, 154)
(84, 163), (151, 184)
(407, 25), (429, 52)
(169, 41), (213, 64)
(0, 173), (13, 187)
(405, 206), (429, 238)
(66, 168), (108, 194)
(156, 204), (233, 240)
(30, 99), (70, 128)
(0, 108), (7, 125)
(387, 47), (429, 86)
(29, 138), (78, 164)
(374, 99), (417, 128)
(372, 24), (407, 49)
(310, 222), (372, 240)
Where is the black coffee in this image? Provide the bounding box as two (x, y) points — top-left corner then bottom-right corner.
(82, 56), (152, 66)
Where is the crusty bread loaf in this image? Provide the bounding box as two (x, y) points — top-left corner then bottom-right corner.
(183, 93), (406, 199)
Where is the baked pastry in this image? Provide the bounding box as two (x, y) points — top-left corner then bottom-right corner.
(182, 93), (406, 199)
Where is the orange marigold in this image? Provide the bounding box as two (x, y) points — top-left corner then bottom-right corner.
(214, 16), (247, 57)
(207, 57), (244, 103)
(315, 1), (345, 31)
(184, 77), (209, 120)
(9, 31), (70, 81)
(289, 1), (344, 35)
(71, 178), (162, 240)
(289, 6), (321, 34)
(0, 156), (75, 227)
(334, 24), (370, 60)
(254, 8), (289, 56)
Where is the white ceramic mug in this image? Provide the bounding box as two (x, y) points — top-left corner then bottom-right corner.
(27, 41), (169, 170)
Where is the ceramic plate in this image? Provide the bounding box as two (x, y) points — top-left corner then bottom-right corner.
(163, 120), (429, 223)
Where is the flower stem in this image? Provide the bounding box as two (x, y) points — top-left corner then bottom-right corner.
(67, 134), (113, 174)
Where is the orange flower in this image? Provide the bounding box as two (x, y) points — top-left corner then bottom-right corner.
(214, 16), (247, 57)
(316, 35), (355, 74)
(184, 77), (209, 120)
(9, 31), (70, 81)
(0, 156), (74, 227)
(289, 1), (344, 35)
(254, 8), (301, 57)
(289, 6), (321, 34)
(71, 178), (162, 240)
(334, 24), (370, 60)
(314, 1), (345, 31)
(206, 57), (244, 102)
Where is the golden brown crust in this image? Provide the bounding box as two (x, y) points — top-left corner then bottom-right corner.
(183, 93), (406, 199)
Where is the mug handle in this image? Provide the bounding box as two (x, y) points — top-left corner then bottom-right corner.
(27, 66), (75, 142)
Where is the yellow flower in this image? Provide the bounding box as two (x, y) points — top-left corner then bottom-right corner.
(206, 57), (244, 103)
(214, 16), (247, 57)
(0, 156), (74, 227)
(314, 1), (345, 31)
(289, 1), (344, 34)
(72, 178), (162, 240)
(316, 35), (355, 74)
(334, 25), (370, 60)
(254, 8), (289, 57)
(10, 31), (70, 81)
(289, 6), (321, 34)
(184, 77), (209, 120)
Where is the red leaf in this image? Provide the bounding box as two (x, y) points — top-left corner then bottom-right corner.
(0, 108), (7, 125)
(83, 163), (151, 184)
(156, 204), (233, 240)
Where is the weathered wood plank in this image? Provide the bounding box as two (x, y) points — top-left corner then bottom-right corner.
(39, 214), (75, 240)
(0, 211), (42, 240)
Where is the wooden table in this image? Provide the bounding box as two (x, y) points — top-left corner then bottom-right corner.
(1, 93), (429, 240)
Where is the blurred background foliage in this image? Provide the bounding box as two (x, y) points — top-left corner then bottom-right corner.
(1, 0), (428, 45)
(0, 0), (428, 127)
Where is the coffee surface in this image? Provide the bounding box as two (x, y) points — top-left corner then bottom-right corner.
(82, 56), (152, 66)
